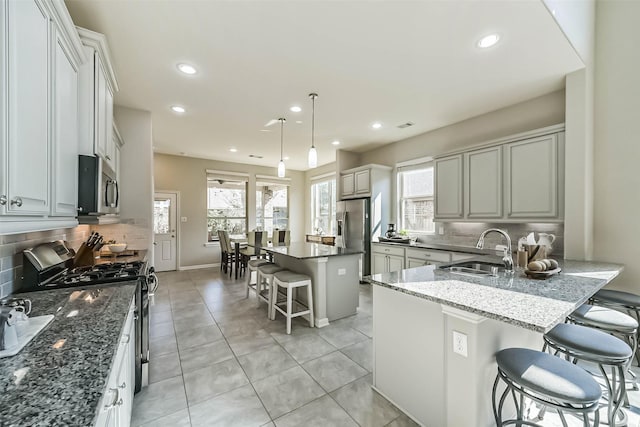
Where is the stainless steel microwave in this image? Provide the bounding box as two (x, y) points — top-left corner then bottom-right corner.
(78, 155), (119, 215)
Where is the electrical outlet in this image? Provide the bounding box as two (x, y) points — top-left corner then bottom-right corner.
(338, 268), (346, 276)
(439, 226), (444, 235)
(452, 331), (468, 357)
(181, 217), (187, 222)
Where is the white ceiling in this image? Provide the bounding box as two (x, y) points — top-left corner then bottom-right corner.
(65, 0), (583, 172)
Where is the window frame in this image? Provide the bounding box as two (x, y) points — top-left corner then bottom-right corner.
(256, 182), (290, 234)
(310, 176), (336, 235)
(206, 179), (248, 242)
(398, 163), (435, 234)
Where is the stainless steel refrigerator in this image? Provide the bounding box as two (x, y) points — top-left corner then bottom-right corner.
(336, 198), (371, 278)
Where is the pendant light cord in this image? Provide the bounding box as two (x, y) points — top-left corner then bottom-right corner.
(280, 118), (284, 160)
(311, 95), (315, 149)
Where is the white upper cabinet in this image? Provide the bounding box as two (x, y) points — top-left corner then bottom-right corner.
(341, 174), (355, 198)
(51, 25), (79, 217)
(77, 27), (118, 173)
(0, 0), (85, 233)
(340, 164), (391, 200)
(434, 155), (463, 219)
(465, 146), (502, 219)
(505, 134), (560, 219)
(434, 126), (564, 222)
(3, 0), (50, 215)
(354, 169), (370, 195)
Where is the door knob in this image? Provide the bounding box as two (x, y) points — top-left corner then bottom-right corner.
(153, 242), (158, 246)
(171, 235), (175, 238)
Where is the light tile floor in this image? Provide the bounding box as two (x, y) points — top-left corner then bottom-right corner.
(133, 267), (418, 427)
(134, 267), (640, 427)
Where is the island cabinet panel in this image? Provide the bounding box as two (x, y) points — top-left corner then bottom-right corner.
(3, 0), (50, 215)
(465, 146), (502, 219)
(505, 134), (559, 218)
(434, 155), (463, 219)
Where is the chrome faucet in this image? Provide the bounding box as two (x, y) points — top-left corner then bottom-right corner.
(475, 228), (514, 273)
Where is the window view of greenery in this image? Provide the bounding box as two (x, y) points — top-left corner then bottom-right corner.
(311, 179), (336, 235)
(400, 167), (435, 233)
(256, 183), (288, 234)
(207, 179), (247, 241)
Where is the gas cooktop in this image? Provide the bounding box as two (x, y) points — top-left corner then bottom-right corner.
(45, 261), (147, 288)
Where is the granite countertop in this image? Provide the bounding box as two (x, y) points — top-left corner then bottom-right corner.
(262, 242), (363, 259)
(0, 283), (137, 426)
(366, 257), (623, 333)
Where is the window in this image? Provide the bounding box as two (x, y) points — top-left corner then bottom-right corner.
(311, 178), (336, 235)
(207, 179), (247, 241)
(398, 166), (435, 233)
(256, 182), (288, 234)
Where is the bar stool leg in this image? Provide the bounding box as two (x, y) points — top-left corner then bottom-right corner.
(286, 286), (293, 335)
(306, 282), (314, 328)
(270, 278), (277, 321)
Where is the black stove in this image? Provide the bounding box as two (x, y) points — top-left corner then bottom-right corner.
(47, 261), (147, 288)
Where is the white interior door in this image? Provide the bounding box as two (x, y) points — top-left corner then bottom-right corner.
(153, 192), (177, 272)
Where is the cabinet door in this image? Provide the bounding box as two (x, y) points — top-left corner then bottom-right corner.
(466, 146), (502, 219)
(5, 0), (50, 214)
(388, 255), (404, 273)
(355, 169), (370, 194)
(407, 258), (427, 268)
(94, 55), (108, 161)
(341, 173), (354, 198)
(372, 253), (388, 274)
(51, 30), (78, 216)
(434, 155), (463, 219)
(505, 135), (558, 218)
(103, 83), (115, 172)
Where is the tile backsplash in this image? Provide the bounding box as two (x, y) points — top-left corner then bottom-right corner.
(0, 225), (91, 297)
(0, 219), (151, 297)
(415, 222), (564, 256)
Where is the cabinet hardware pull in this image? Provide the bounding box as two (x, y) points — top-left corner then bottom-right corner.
(118, 382), (126, 389)
(121, 334), (130, 343)
(0, 195), (6, 205)
(104, 388), (120, 409)
(11, 197), (22, 207)
(106, 155), (111, 160)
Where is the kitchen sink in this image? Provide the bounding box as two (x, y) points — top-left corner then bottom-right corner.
(440, 261), (505, 277)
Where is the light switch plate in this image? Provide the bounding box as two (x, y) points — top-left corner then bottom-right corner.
(181, 217), (187, 222)
(452, 330), (468, 357)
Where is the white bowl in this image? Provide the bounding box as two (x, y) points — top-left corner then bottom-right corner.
(107, 243), (127, 253)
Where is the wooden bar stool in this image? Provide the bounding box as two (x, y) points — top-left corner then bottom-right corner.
(493, 348), (601, 426)
(271, 270), (314, 334)
(245, 258), (270, 299)
(256, 263), (284, 313)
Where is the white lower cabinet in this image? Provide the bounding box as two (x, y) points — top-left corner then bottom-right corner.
(95, 301), (136, 427)
(372, 244), (405, 274)
(406, 248), (451, 267)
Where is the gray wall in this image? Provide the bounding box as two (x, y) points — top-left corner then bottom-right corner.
(593, 0), (640, 292)
(154, 153), (305, 268)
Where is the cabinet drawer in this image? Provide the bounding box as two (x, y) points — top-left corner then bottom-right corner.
(450, 252), (475, 262)
(372, 244), (405, 257)
(406, 248), (451, 263)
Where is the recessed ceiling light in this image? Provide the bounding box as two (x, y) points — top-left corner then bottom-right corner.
(477, 34), (500, 48)
(177, 63), (197, 75)
(332, 140), (340, 146)
(283, 156), (290, 160)
(229, 148), (237, 153)
(170, 105), (186, 113)
(260, 129), (271, 132)
(372, 122), (382, 129)
(290, 106), (302, 113)
(296, 121), (303, 124)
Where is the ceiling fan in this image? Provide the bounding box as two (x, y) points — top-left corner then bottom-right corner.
(263, 119), (280, 127)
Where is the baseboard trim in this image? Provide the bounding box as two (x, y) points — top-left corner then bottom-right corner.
(179, 263), (218, 271)
(315, 317), (330, 328)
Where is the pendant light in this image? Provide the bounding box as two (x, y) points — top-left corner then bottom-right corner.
(277, 118), (286, 178)
(308, 93), (318, 168)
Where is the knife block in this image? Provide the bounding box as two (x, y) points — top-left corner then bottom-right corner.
(73, 243), (96, 267)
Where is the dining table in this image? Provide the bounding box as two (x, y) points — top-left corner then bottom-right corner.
(229, 234), (247, 280)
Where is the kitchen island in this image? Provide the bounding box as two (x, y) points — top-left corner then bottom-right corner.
(0, 284), (137, 426)
(261, 242), (363, 327)
(367, 258), (623, 426)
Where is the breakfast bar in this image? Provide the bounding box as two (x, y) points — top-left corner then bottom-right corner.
(260, 242), (363, 327)
(367, 258), (624, 426)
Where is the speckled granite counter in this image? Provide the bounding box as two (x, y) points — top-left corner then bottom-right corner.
(374, 239), (500, 255)
(0, 283), (137, 426)
(367, 258), (623, 333)
(262, 242), (363, 259)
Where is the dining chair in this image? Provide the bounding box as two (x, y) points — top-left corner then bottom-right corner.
(218, 230), (236, 277)
(272, 229), (290, 246)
